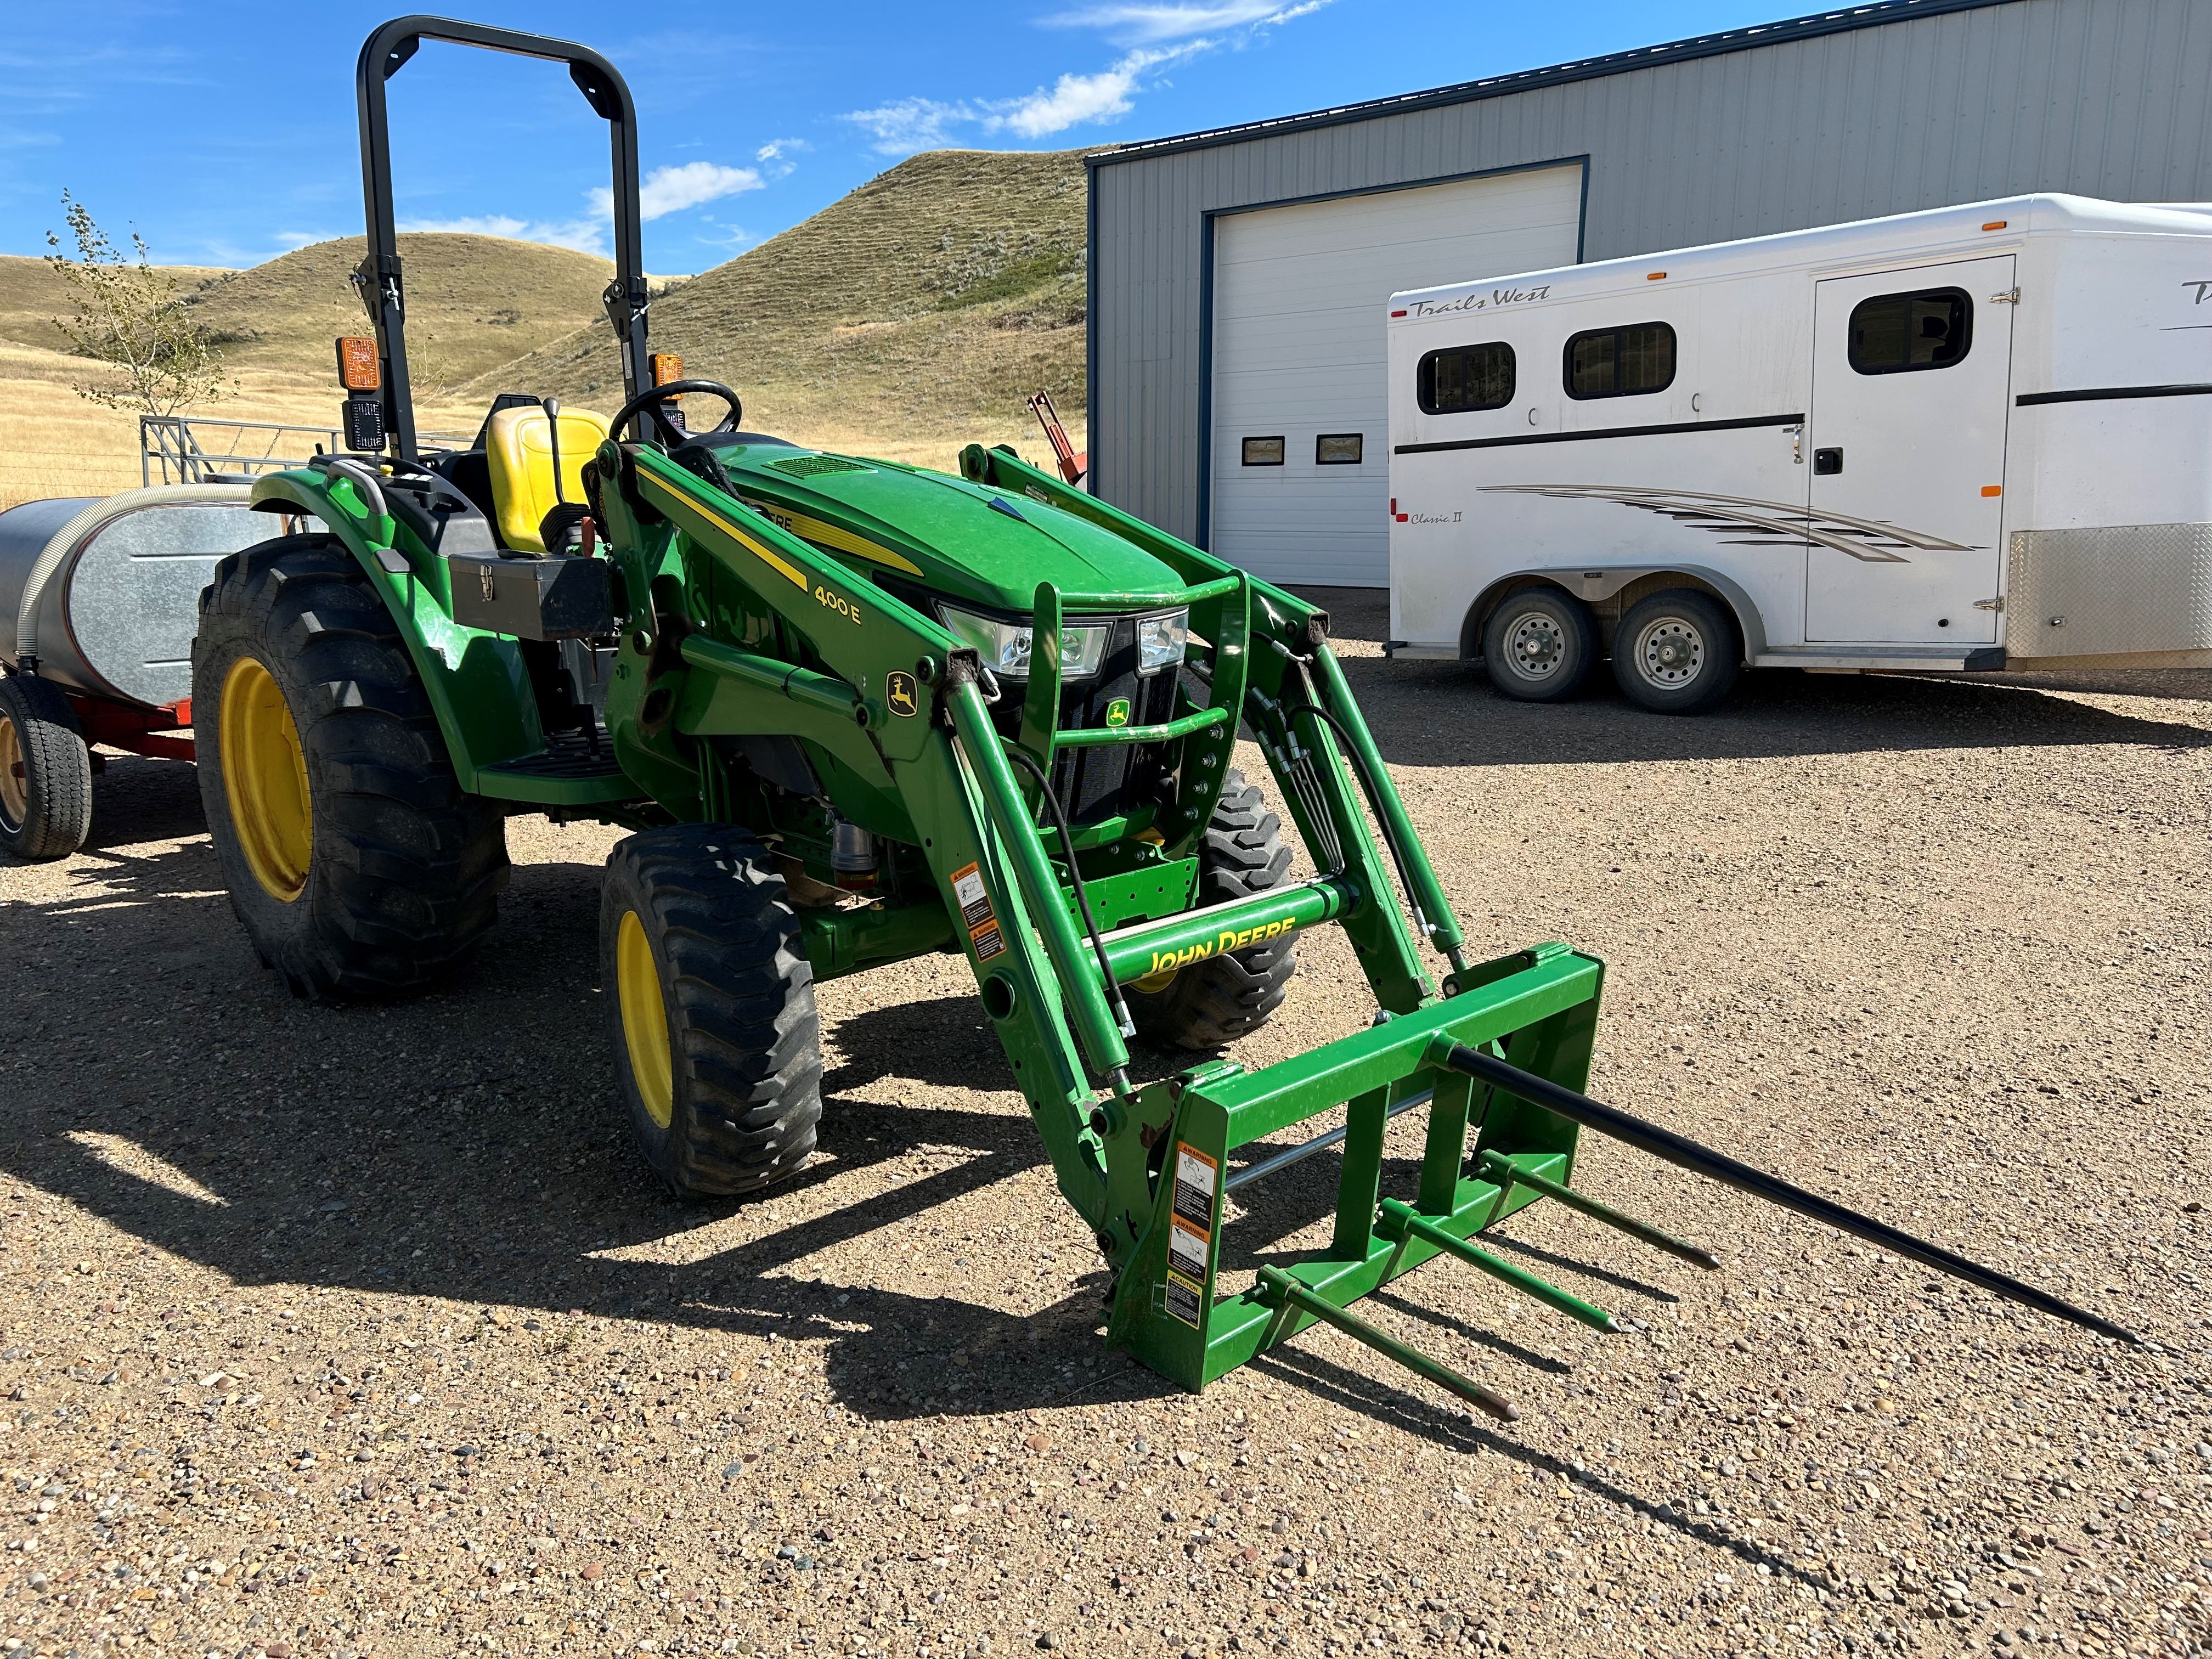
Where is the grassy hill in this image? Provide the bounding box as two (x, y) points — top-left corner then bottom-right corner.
(0, 253), (230, 354)
(473, 148), (1090, 467)
(0, 234), (616, 509)
(2, 153), (1092, 506)
(185, 233), (616, 393)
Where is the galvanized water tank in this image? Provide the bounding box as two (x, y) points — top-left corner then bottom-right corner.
(0, 484), (262, 709)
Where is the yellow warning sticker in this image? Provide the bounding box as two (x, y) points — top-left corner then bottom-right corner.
(950, 862), (1005, 961)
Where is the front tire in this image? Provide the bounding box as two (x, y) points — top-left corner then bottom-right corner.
(1612, 589), (1741, 715)
(1127, 770), (1298, 1050)
(1482, 588), (1596, 702)
(600, 825), (824, 1198)
(193, 534), (509, 998)
(0, 675), (92, 861)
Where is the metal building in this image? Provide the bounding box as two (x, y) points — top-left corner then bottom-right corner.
(1085, 0), (2212, 586)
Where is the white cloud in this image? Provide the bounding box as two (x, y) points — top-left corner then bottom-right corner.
(1041, 0), (1323, 44)
(631, 161), (765, 221)
(846, 0), (1324, 152)
(398, 212), (610, 256)
(755, 137), (808, 179)
(842, 97), (978, 156)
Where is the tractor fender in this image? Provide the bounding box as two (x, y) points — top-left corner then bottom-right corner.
(245, 471), (544, 789)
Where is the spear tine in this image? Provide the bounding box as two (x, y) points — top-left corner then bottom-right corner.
(1431, 1041), (2142, 1347)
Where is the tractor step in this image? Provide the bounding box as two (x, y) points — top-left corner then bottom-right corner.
(477, 729), (639, 804)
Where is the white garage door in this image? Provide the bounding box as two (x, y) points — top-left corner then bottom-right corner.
(1209, 163), (1584, 586)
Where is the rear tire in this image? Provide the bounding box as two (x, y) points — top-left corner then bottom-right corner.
(0, 676), (92, 861)
(192, 533), (509, 998)
(1482, 588), (1596, 702)
(1612, 589), (1741, 715)
(1127, 769), (1297, 1050)
(600, 824), (824, 1198)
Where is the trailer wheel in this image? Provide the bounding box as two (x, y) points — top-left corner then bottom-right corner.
(600, 824), (824, 1198)
(0, 676), (92, 861)
(1481, 589), (1595, 702)
(1128, 769), (1297, 1049)
(192, 534), (509, 998)
(1612, 589), (1741, 715)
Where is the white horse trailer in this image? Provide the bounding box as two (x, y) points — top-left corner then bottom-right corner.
(1384, 194), (2212, 713)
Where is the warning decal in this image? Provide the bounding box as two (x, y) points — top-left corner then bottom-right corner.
(950, 861), (1005, 961)
(1172, 1142), (1218, 1232)
(1163, 1272), (1204, 1328)
(1167, 1212), (1210, 1281)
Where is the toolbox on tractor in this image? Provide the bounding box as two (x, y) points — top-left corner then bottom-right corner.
(184, 13), (2138, 1418)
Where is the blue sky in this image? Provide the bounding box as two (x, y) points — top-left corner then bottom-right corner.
(3, 1), (1788, 273)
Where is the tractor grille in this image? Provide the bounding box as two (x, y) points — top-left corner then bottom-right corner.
(992, 615), (1182, 826)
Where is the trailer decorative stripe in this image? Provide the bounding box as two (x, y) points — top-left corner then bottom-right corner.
(1395, 410), (1803, 455)
(1476, 483), (1979, 563)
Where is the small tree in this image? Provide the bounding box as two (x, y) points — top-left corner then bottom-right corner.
(45, 191), (230, 416)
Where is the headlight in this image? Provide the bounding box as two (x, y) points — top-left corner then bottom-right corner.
(938, 602), (1109, 680)
(1137, 609), (1189, 676)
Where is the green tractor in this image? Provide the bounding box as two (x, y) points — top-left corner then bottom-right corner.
(193, 16), (2134, 1408)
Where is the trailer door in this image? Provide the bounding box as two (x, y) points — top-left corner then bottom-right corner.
(1805, 257), (2015, 644)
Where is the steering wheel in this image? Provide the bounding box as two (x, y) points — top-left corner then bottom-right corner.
(611, 379), (743, 447)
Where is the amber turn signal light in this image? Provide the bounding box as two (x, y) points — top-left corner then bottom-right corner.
(335, 336), (380, 392)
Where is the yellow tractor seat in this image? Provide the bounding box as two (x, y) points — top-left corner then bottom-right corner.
(484, 403), (611, 552)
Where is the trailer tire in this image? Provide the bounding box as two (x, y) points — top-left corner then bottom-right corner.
(193, 533), (509, 999)
(1127, 769), (1297, 1049)
(601, 824), (824, 1199)
(1481, 588), (1596, 702)
(0, 675), (93, 861)
(1612, 589), (1741, 715)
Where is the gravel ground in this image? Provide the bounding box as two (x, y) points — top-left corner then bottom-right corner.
(2, 588), (2208, 1659)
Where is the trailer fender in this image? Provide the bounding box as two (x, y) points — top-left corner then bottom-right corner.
(1464, 566), (1768, 663)
(244, 472), (544, 789)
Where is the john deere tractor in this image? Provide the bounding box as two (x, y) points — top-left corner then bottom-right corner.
(191, 16), (2135, 1408)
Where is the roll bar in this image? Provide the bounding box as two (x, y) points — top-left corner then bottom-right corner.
(353, 15), (650, 460)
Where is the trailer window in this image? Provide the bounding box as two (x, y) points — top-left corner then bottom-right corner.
(1848, 287), (1972, 374)
(1564, 323), (1675, 399)
(1417, 343), (1515, 414)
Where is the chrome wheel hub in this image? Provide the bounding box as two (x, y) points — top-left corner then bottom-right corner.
(1634, 617), (1706, 687)
(1504, 612), (1567, 680)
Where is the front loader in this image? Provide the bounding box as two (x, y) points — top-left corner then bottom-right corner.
(191, 14), (2138, 1416)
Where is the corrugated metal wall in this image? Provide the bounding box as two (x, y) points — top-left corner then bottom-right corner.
(1091, 0), (2212, 544)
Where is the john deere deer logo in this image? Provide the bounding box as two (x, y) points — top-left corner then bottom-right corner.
(1105, 697), (1131, 727)
(886, 671), (919, 718)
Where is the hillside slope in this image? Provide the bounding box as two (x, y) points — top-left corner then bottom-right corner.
(185, 233), (616, 392)
(474, 148), (1089, 462)
(0, 254), (232, 354)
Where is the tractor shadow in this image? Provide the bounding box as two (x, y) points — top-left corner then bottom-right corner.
(1294, 585), (2212, 768)
(0, 769), (1162, 1419)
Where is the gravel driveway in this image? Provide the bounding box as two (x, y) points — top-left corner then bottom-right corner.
(1, 589), (2206, 1659)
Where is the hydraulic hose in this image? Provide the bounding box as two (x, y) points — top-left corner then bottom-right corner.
(1004, 744), (1138, 1056)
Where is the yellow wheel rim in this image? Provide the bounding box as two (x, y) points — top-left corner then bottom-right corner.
(0, 713), (25, 831)
(219, 656), (312, 902)
(616, 909), (674, 1130)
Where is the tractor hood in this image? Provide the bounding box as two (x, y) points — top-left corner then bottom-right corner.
(707, 442), (1192, 616)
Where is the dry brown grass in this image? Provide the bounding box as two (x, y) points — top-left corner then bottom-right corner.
(480, 148), (1090, 455)
(0, 253), (230, 356)
(184, 233), (616, 392)
(2, 154), (1090, 511)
